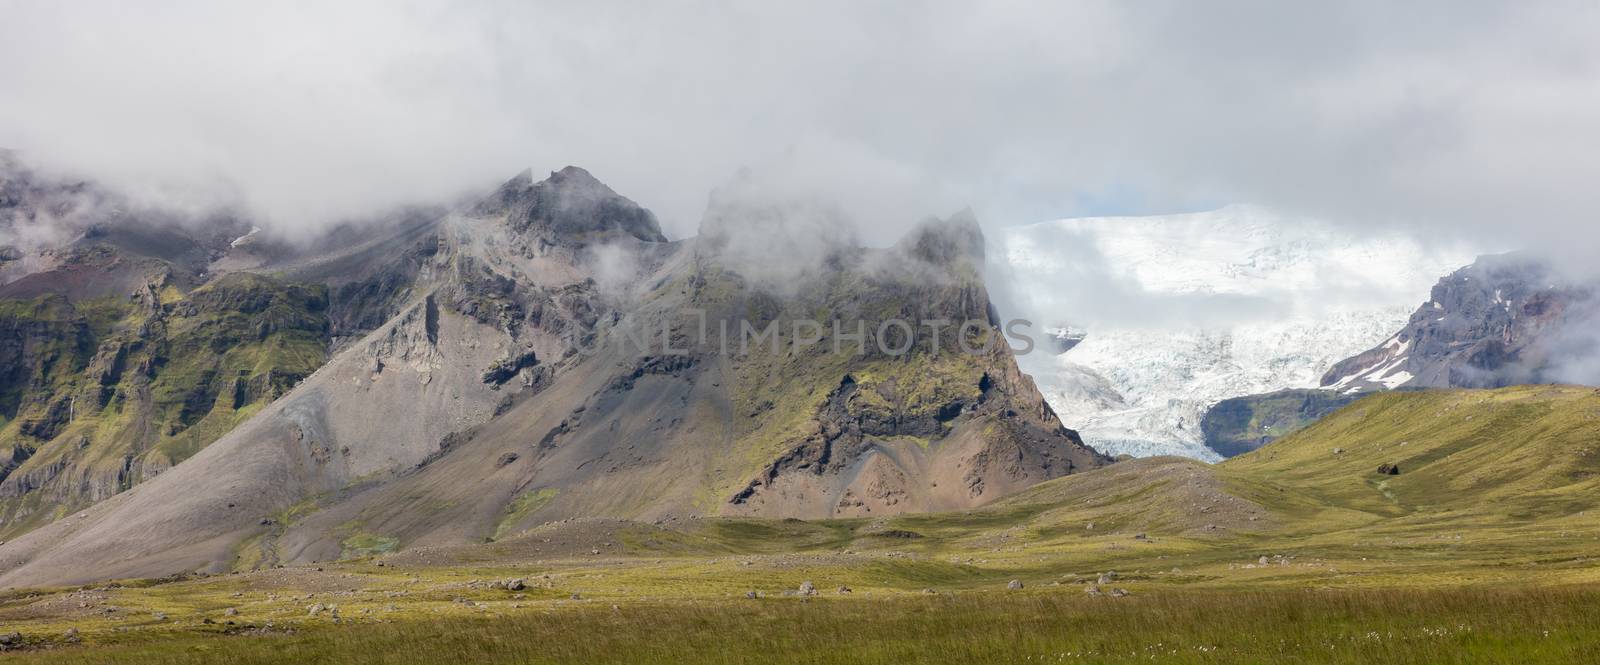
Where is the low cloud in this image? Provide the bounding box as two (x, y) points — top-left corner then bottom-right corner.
(1, 1), (1597, 259)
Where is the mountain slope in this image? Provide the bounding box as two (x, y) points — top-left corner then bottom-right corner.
(0, 160), (348, 537)
(999, 205), (1475, 460)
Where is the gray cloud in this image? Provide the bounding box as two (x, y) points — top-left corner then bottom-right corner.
(2, 1), (1597, 255)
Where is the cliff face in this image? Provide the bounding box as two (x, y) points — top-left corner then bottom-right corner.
(1323, 253), (1597, 392)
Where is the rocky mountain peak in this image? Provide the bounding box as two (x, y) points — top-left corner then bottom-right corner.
(897, 208), (985, 266)
(474, 166), (666, 247)
(1322, 252), (1596, 392)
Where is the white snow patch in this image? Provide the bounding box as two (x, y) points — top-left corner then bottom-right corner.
(1376, 370), (1414, 389)
(229, 226), (261, 248)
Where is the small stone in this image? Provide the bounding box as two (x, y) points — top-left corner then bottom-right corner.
(1258, 556), (1270, 565)
(836, 586), (852, 594)
(224, 608), (239, 616)
(1007, 579), (1024, 590)
(922, 588), (936, 594)
(798, 580), (817, 596)
(745, 591), (759, 599)
(506, 578), (526, 591)
(1097, 571), (1117, 585)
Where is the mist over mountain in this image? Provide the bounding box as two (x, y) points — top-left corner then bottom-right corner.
(1324, 251), (1600, 393)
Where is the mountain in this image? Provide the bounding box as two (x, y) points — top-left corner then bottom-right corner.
(1323, 252), (1599, 392)
(997, 205), (1475, 461)
(0, 164), (1102, 587)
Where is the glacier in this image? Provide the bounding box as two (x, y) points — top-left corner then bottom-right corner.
(995, 205), (1477, 461)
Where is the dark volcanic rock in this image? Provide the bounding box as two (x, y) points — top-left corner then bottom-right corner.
(475, 166), (667, 251)
(1202, 389), (1361, 458)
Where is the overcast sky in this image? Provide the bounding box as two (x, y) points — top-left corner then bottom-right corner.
(2, 1), (1597, 253)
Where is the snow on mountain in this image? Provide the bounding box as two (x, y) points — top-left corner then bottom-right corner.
(997, 205), (1477, 461)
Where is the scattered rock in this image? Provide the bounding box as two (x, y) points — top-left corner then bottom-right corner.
(1377, 463), (1401, 475)
(506, 578), (527, 591)
(152, 611), (168, 621)
(1333, 447), (1344, 455)
(307, 603), (326, 616)
(224, 608), (239, 617)
(837, 586), (852, 594)
(1085, 585), (1103, 596)
(798, 581), (817, 596)
(745, 591), (759, 599)
(1109, 588), (1130, 597)
(0, 632), (21, 647)
(1097, 571), (1118, 585)
(922, 588), (937, 594)
(1007, 579), (1024, 590)
(1258, 555), (1270, 565)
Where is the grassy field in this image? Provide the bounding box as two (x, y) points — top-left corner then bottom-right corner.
(4, 385), (1600, 662)
(9, 589), (1600, 664)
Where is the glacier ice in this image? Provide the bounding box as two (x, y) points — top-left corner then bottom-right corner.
(997, 205), (1476, 461)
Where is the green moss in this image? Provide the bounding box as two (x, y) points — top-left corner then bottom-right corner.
(493, 488), (559, 540)
(341, 532), (401, 558)
(0, 273), (331, 539)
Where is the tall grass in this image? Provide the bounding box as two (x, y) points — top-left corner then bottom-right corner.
(23, 587), (1600, 664)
